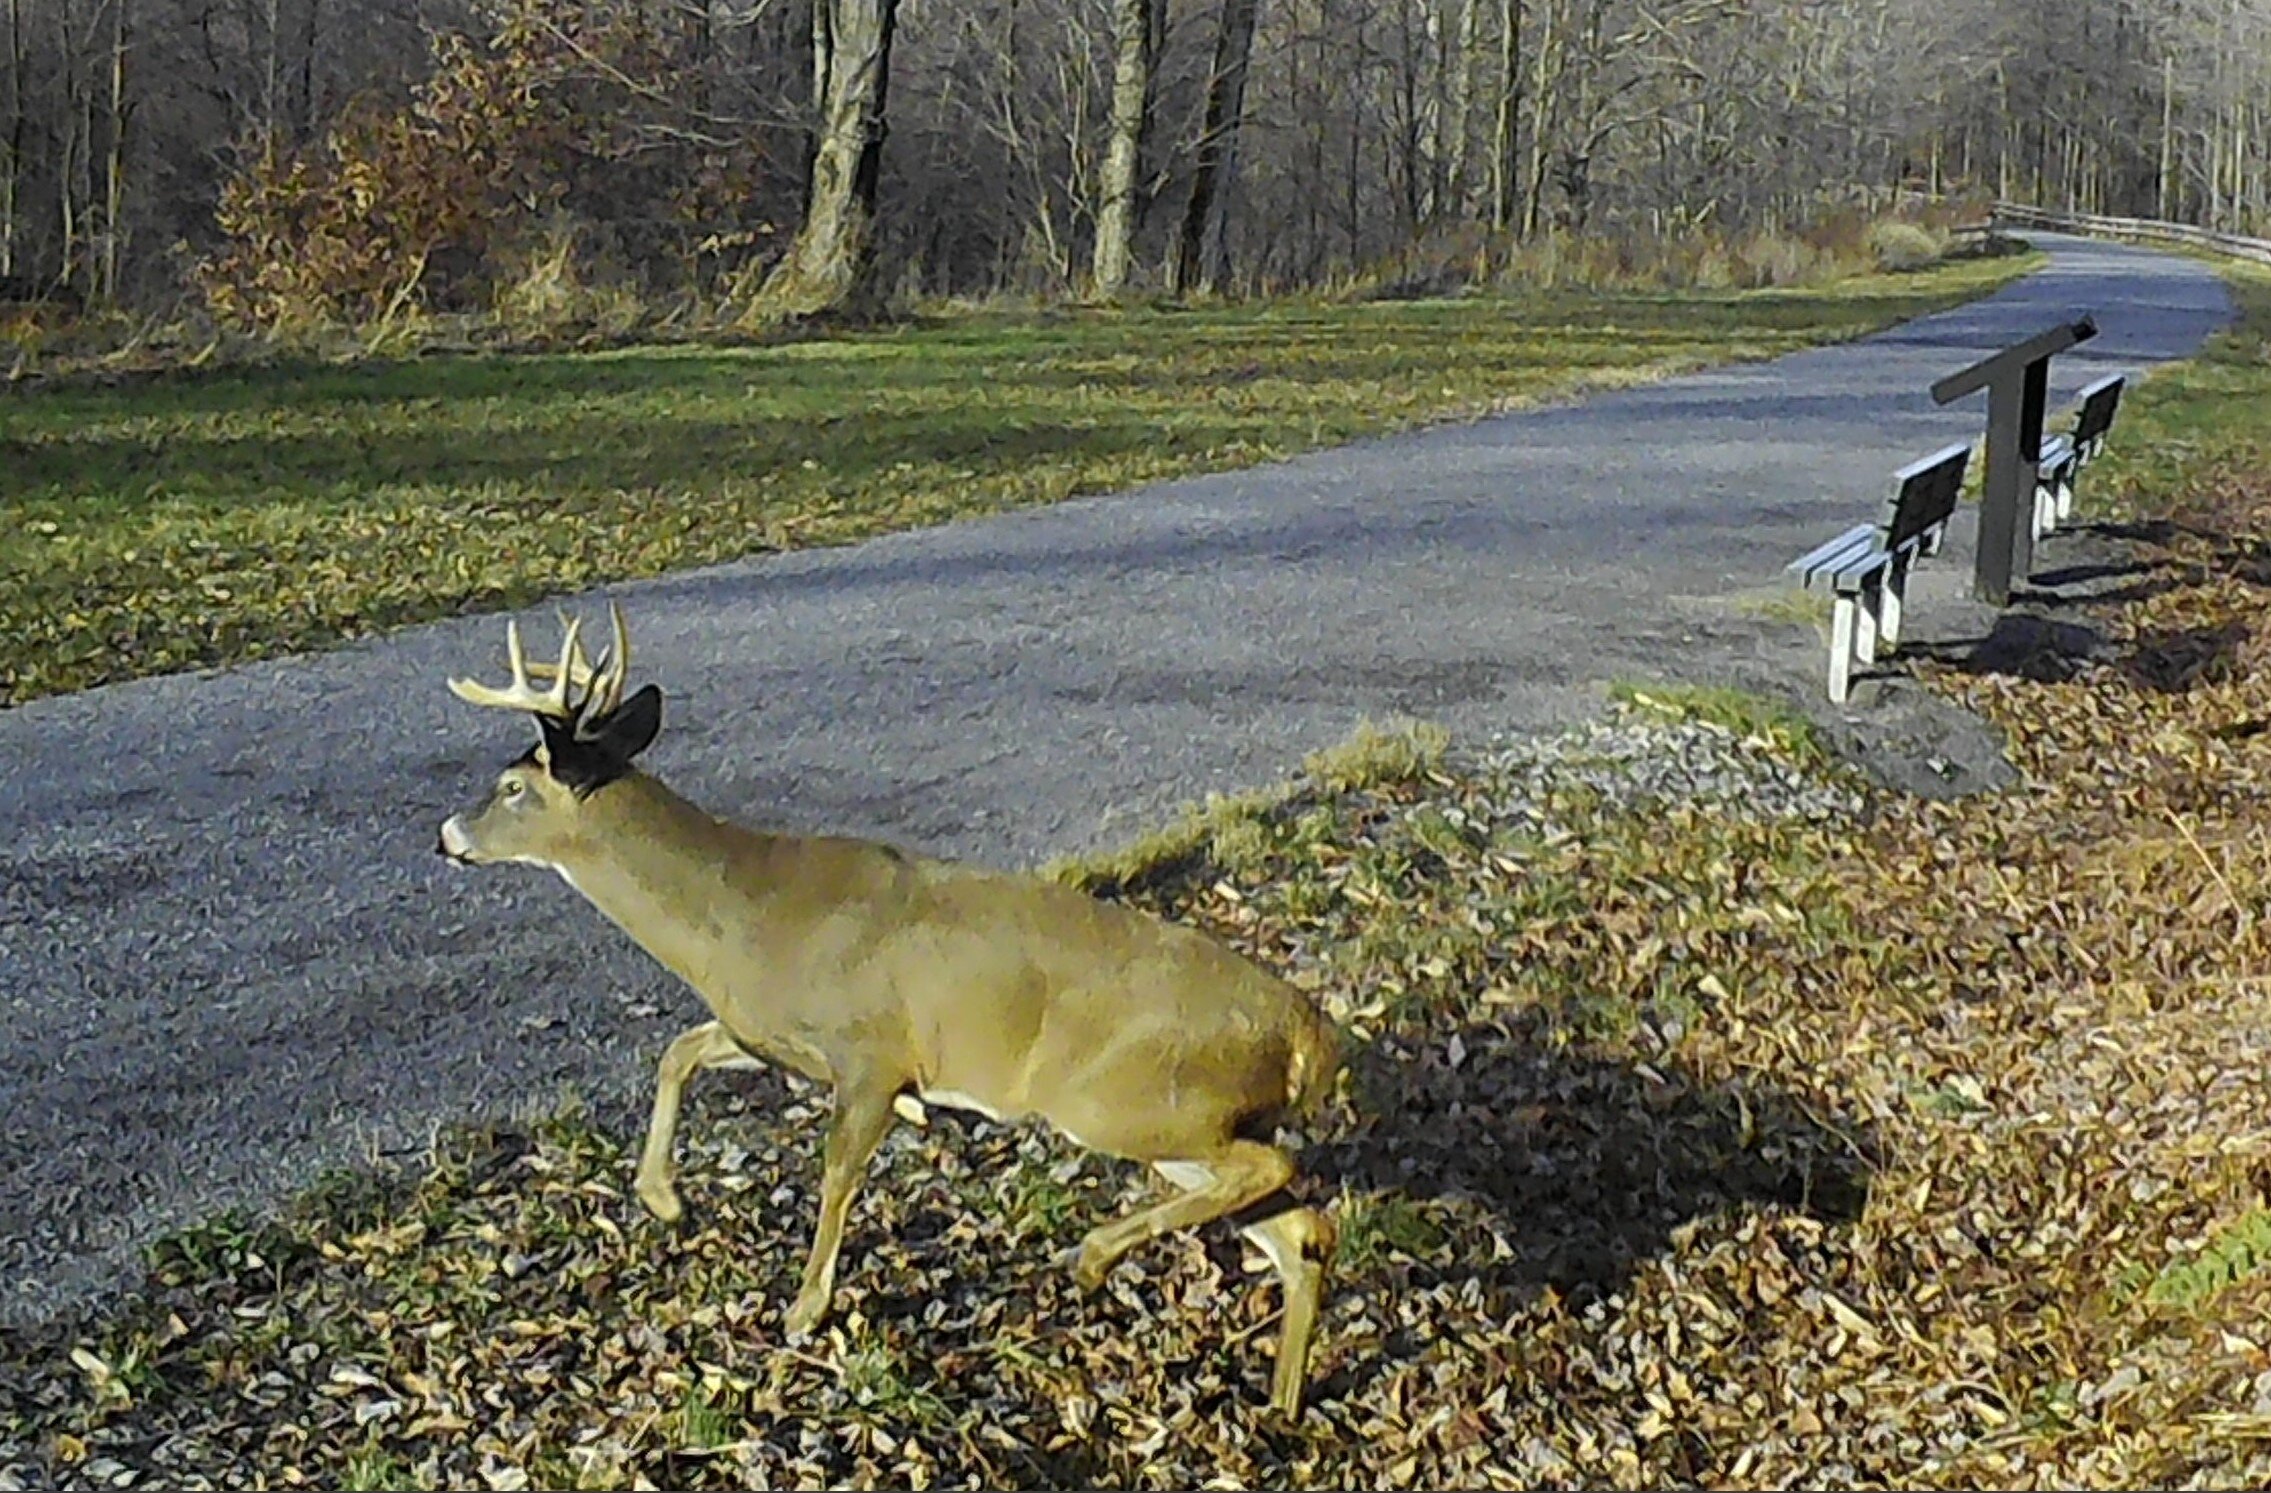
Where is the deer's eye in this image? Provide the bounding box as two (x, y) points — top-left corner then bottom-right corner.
(501, 778), (527, 800)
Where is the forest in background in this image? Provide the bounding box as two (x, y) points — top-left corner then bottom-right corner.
(0, 0), (2265, 329)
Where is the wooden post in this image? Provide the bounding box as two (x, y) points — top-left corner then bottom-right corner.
(1930, 317), (2096, 606)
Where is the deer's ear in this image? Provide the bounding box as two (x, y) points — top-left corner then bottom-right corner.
(533, 694), (657, 798)
(536, 710), (578, 768)
(585, 683), (663, 765)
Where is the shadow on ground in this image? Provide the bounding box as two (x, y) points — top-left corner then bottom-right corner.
(1908, 516), (2270, 691)
(1314, 1020), (1872, 1303)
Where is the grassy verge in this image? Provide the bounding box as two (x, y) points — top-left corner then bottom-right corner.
(4, 256), (2267, 1490)
(0, 255), (2036, 709)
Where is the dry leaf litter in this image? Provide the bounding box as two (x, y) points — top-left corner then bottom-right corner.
(3, 479), (2270, 1490)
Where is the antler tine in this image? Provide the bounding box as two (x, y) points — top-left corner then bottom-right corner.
(518, 601), (631, 724)
(589, 600), (631, 720)
(532, 600), (631, 721)
(447, 613), (585, 719)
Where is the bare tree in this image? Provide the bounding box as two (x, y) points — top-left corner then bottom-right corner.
(99, 0), (125, 301)
(753, 0), (901, 317)
(2, 0), (24, 279)
(1, 0), (2267, 315)
(1090, 0), (1155, 294)
(1443, 0), (1478, 215)
(1174, 0), (1259, 292)
(1487, 0), (1518, 229)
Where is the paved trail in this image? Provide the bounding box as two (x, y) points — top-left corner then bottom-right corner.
(0, 233), (2231, 1327)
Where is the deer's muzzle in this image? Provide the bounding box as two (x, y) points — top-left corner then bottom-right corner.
(438, 816), (476, 862)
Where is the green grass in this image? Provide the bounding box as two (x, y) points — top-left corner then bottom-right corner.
(1042, 715), (1449, 893)
(2082, 258), (2271, 521)
(0, 256), (2037, 708)
(1332, 1192), (1450, 1272)
(1607, 678), (1832, 767)
(2145, 1208), (2271, 1314)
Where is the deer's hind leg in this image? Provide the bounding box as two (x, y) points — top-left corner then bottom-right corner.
(1077, 1149), (1333, 1416)
(1237, 1200), (1336, 1415)
(784, 1070), (899, 1338)
(1070, 1140), (1293, 1287)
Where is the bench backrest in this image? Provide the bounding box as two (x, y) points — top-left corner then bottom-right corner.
(2073, 373), (2125, 449)
(1883, 441), (1971, 551)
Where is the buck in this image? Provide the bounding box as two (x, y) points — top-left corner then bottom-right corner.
(435, 603), (1343, 1414)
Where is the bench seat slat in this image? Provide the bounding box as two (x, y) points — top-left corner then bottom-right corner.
(1830, 549), (1894, 588)
(1791, 536), (1883, 588)
(1788, 522), (1877, 569)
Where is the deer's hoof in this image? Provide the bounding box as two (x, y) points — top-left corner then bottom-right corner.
(783, 1291), (828, 1339)
(635, 1178), (683, 1226)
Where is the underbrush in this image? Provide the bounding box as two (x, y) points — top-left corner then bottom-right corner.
(1341, 201), (1993, 301)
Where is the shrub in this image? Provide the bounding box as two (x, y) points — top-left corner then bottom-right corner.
(1865, 219), (1945, 273)
(199, 28), (575, 334)
(491, 221), (648, 342)
(1734, 230), (1824, 288)
(198, 3), (784, 340)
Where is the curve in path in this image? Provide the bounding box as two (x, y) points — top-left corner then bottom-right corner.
(0, 231), (2232, 1327)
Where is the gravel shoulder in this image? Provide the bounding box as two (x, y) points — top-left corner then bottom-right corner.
(0, 231), (2233, 1331)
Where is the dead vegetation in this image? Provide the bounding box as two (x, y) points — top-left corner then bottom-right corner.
(4, 456), (2269, 1488)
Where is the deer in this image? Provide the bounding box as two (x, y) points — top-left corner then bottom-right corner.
(434, 601), (1344, 1415)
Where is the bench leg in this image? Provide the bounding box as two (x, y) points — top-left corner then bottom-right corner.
(1881, 552), (1909, 652)
(1828, 594), (1857, 704)
(2032, 478), (2054, 540)
(2057, 470), (2076, 524)
(1854, 579), (1880, 668)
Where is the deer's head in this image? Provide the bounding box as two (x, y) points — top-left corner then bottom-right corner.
(438, 601), (664, 869)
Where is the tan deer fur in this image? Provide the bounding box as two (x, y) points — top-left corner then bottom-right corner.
(435, 603), (1343, 1415)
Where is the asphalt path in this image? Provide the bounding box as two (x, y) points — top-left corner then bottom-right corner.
(0, 232), (2232, 1328)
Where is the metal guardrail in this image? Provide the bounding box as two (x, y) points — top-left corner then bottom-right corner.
(1987, 201), (2271, 267)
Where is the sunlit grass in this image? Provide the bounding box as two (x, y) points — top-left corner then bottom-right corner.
(0, 255), (2037, 708)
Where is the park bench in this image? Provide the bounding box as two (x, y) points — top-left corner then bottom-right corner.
(1786, 441), (1972, 704)
(2032, 373), (2126, 541)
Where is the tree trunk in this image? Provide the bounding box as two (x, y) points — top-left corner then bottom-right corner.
(1417, 0), (1441, 221)
(1520, 0), (1557, 237)
(1174, 0), (1260, 295)
(796, 0), (820, 199)
(1444, 0), (1478, 220)
(754, 0), (899, 319)
(295, 0), (320, 142)
(1488, 0), (1519, 230)
(100, 0), (126, 303)
(262, 0), (279, 143)
(1995, 62), (2010, 203)
(1090, 0), (1155, 296)
(57, 0), (84, 293)
(1345, 49), (1360, 265)
(2, 0), (24, 278)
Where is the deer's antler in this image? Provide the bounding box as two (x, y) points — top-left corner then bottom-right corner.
(448, 601), (632, 727)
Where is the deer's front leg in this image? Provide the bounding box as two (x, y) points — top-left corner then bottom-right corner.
(783, 1076), (898, 1337)
(635, 1021), (755, 1224)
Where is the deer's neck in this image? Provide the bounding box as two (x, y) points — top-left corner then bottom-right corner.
(546, 772), (783, 982)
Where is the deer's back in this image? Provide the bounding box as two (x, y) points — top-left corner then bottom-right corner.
(887, 861), (1329, 1142)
